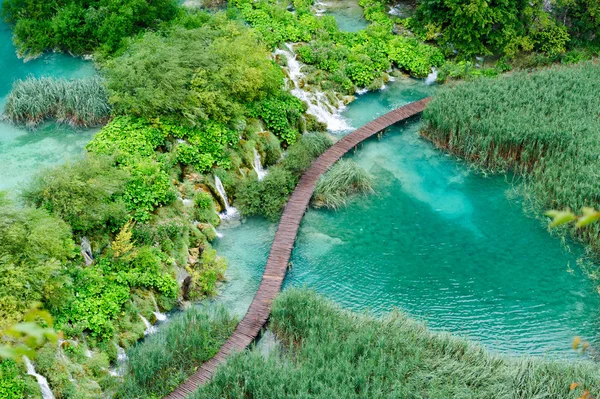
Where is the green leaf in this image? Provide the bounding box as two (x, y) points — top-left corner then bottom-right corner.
(545, 209), (576, 228)
(576, 207), (600, 228)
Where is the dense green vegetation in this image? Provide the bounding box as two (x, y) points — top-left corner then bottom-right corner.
(1, 0), (179, 56)
(194, 289), (600, 398)
(117, 306), (236, 398)
(3, 76), (110, 126)
(423, 61), (600, 255)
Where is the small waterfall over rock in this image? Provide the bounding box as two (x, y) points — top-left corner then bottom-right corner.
(313, 0), (327, 16)
(150, 293), (167, 322)
(214, 175), (238, 220)
(274, 44), (351, 132)
(253, 148), (268, 181)
(80, 237), (93, 266)
(425, 68), (438, 85)
(139, 314), (157, 335)
(109, 345), (128, 377)
(24, 356), (55, 399)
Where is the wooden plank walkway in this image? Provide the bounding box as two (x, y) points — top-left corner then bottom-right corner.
(164, 98), (431, 399)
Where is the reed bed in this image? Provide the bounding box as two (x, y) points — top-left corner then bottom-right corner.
(193, 289), (600, 398)
(116, 306), (236, 399)
(312, 159), (374, 209)
(422, 61), (600, 253)
(3, 76), (110, 127)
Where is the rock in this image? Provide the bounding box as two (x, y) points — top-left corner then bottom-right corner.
(181, 276), (192, 300)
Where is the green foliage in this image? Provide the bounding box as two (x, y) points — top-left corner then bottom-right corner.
(422, 61), (600, 253)
(0, 201), (74, 327)
(3, 77), (110, 127)
(194, 191), (215, 211)
(123, 160), (176, 222)
(187, 248), (227, 299)
(194, 289), (600, 398)
(248, 94), (305, 144)
(0, 307), (57, 361)
(116, 306), (236, 398)
(235, 0), (443, 88)
(313, 159), (373, 209)
(1, 0), (179, 56)
(104, 14), (283, 127)
(0, 360), (25, 399)
(22, 155), (129, 236)
(236, 133), (332, 220)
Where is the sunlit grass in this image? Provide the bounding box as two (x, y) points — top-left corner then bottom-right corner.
(193, 289), (600, 398)
(3, 76), (110, 127)
(313, 159), (373, 209)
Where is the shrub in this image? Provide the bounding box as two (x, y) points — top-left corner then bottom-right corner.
(194, 191), (215, 211)
(0, 360), (25, 399)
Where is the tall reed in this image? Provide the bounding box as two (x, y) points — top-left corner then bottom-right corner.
(193, 289), (600, 398)
(3, 76), (111, 127)
(116, 305), (236, 398)
(422, 61), (600, 254)
(312, 159), (373, 209)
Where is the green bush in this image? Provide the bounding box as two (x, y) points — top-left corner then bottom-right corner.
(236, 167), (297, 221)
(194, 191), (215, 211)
(1, 0), (179, 56)
(116, 306), (236, 398)
(194, 289), (600, 398)
(0, 360), (25, 399)
(22, 155), (129, 237)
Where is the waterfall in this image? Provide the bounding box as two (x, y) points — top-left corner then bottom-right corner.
(425, 68), (438, 85)
(274, 44), (351, 132)
(313, 0), (327, 16)
(150, 293), (167, 322)
(253, 149), (268, 181)
(24, 356), (55, 399)
(80, 237), (93, 266)
(214, 175), (238, 220)
(139, 314), (157, 335)
(109, 345), (128, 377)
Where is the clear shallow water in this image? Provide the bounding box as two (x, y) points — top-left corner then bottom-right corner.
(215, 79), (600, 358)
(0, 14), (96, 191)
(323, 0), (369, 32)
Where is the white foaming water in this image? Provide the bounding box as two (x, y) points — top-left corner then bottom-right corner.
(150, 293), (167, 322)
(425, 68), (438, 85)
(214, 175), (239, 220)
(109, 345), (128, 377)
(139, 314), (157, 335)
(274, 44), (351, 132)
(253, 148), (268, 181)
(24, 356), (55, 399)
(313, 0), (327, 16)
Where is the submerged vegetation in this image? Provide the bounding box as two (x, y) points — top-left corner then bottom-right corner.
(312, 159), (373, 209)
(195, 289), (600, 398)
(423, 61), (600, 255)
(3, 77), (110, 127)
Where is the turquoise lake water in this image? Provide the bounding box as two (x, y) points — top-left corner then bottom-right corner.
(214, 79), (600, 358)
(0, 14), (96, 192)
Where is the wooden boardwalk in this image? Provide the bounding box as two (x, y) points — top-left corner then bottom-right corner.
(164, 98), (431, 399)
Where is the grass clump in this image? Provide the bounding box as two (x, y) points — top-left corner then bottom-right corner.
(194, 289), (600, 398)
(3, 76), (110, 127)
(312, 159), (373, 209)
(116, 306), (236, 398)
(422, 61), (600, 254)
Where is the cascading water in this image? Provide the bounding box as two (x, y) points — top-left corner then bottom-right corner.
(80, 237), (93, 266)
(109, 345), (128, 377)
(139, 314), (157, 335)
(24, 356), (55, 399)
(313, 0), (327, 16)
(253, 148), (268, 181)
(425, 68), (438, 85)
(214, 175), (239, 219)
(150, 293), (167, 322)
(274, 44), (351, 132)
